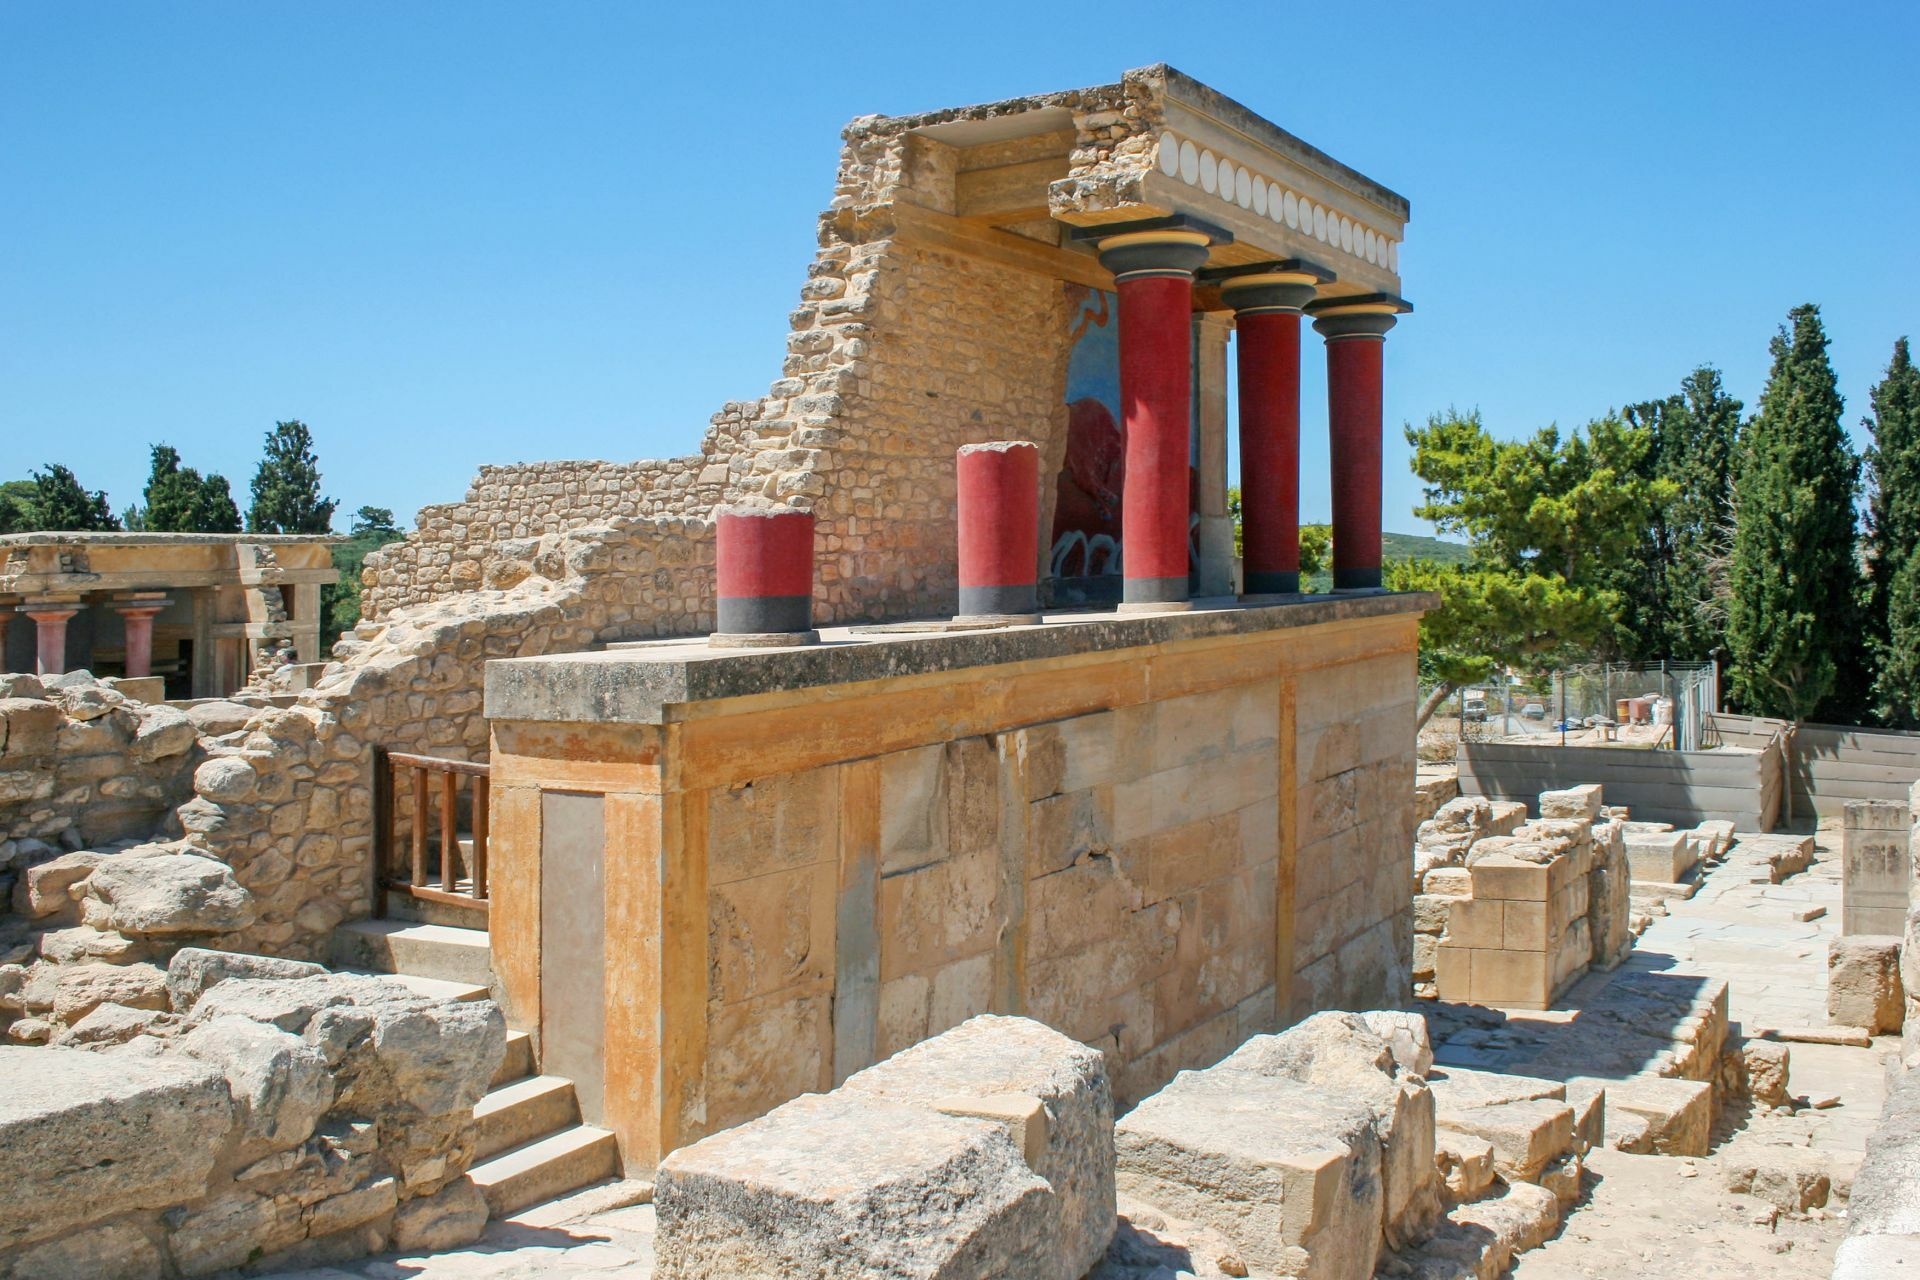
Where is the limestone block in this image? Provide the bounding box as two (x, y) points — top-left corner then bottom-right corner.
(130, 704), (198, 763)
(1116, 1068), (1383, 1280)
(0, 698), (61, 760)
(84, 846), (256, 936)
(53, 1001), (170, 1047)
(51, 961), (169, 1024)
(0, 1046), (233, 1251)
(13, 850), (99, 919)
(1625, 829), (1694, 884)
(1829, 935), (1904, 1034)
(1470, 854), (1554, 902)
(180, 1015), (335, 1160)
(656, 1092), (1058, 1279)
(5, 1216), (164, 1280)
(1434, 1129), (1497, 1202)
(1568, 1074), (1712, 1157)
(838, 1014), (1115, 1276)
(1487, 800), (1530, 836)
(390, 1176), (489, 1252)
(165, 946), (327, 1013)
(1743, 1039), (1792, 1106)
(164, 1190), (302, 1276)
(1361, 1010), (1435, 1078)
(1422, 867), (1472, 896)
(1846, 1066), (1920, 1242)
(1538, 785), (1603, 821)
(1723, 1149), (1833, 1211)
(1432, 1099), (1573, 1184)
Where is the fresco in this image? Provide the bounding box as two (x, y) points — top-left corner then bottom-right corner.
(1051, 286), (1124, 577)
(1050, 284), (1201, 580)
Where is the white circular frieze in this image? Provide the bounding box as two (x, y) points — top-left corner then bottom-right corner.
(1179, 140), (1200, 184)
(1282, 190), (1299, 229)
(1339, 217), (1354, 253)
(1389, 240), (1400, 272)
(1312, 203), (1327, 241)
(1158, 133), (1181, 178)
(1234, 166), (1253, 208)
(1251, 176), (1268, 216)
(1270, 182), (1287, 223)
(1364, 228), (1377, 263)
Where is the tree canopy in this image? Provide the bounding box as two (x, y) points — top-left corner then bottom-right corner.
(2, 465), (122, 532)
(248, 420), (337, 534)
(136, 444), (242, 533)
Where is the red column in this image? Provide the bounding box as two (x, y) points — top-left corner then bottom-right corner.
(1097, 229), (1213, 609)
(0, 609), (11, 673)
(114, 597), (170, 679)
(713, 506), (816, 644)
(1308, 296), (1410, 592)
(1223, 271), (1323, 595)
(955, 441), (1040, 620)
(25, 603), (79, 677)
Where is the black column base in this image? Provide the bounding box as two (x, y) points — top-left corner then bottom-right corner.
(1243, 570), (1301, 595)
(1332, 567), (1383, 591)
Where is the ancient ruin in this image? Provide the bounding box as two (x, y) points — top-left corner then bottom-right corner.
(2, 61), (1918, 1280)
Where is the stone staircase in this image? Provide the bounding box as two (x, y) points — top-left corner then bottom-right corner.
(330, 917), (620, 1218)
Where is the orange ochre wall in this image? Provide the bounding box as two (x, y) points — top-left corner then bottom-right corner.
(487, 609), (1418, 1172)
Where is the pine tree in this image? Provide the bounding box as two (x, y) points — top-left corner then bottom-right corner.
(1726, 305), (1862, 721)
(26, 464), (120, 531)
(1866, 338), (1920, 724)
(247, 420), (337, 534)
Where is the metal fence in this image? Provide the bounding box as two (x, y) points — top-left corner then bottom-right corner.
(1437, 661), (1720, 753)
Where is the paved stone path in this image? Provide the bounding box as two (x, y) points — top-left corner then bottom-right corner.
(1511, 821), (1892, 1278)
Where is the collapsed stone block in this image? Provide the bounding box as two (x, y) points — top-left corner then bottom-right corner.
(1434, 1129), (1497, 1203)
(1624, 829), (1694, 884)
(1118, 1069), (1384, 1280)
(1433, 1099), (1573, 1184)
(0, 1046), (233, 1252)
(1538, 785), (1603, 821)
(1567, 1074), (1711, 1157)
(1829, 935), (1905, 1034)
(657, 1014), (1110, 1280)
(837, 1014), (1114, 1277)
(1742, 1039), (1792, 1107)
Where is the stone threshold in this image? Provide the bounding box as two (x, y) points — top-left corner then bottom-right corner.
(484, 590), (1435, 725)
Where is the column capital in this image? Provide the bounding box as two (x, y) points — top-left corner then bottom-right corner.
(1307, 292), (1413, 340)
(1207, 258), (1335, 317)
(21, 597), (82, 620)
(1095, 228), (1215, 281)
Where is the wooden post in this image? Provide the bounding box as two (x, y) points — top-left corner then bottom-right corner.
(371, 746), (392, 918)
(410, 767), (428, 888)
(441, 770), (459, 891)
(472, 775), (490, 900)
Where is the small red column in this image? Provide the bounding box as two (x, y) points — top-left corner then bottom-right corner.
(24, 601), (80, 677)
(113, 594), (170, 679)
(1221, 266), (1327, 595)
(1097, 228), (1214, 609)
(1307, 295), (1412, 592)
(955, 441), (1041, 620)
(713, 506), (817, 645)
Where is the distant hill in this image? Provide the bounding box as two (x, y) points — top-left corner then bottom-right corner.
(1383, 531), (1471, 565)
(1294, 527), (1471, 592)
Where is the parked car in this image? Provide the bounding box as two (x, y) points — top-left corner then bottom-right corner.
(1461, 693), (1488, 723)
(1521, 702), (1546, 720)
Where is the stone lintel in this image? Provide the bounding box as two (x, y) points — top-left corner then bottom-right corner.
(484, 591), (1435, 726)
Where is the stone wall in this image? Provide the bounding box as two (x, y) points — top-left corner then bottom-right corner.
(1410, 785), (1639, 1009)
(0, 949), (504, 1278)
(481, 596), (1428, 1169)
(359, 74), (1156, 627)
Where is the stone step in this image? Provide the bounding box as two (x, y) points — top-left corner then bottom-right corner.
(474, 1074), (582, 1162)
(383, 885), (492, 930)
(331, 919), (494, 987)
(492, 1029), (535, 1089)
(351, 970), (490, 1003)
(470, 1124), (621, 1219)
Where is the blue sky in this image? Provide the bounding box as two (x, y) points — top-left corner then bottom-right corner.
(4, 3), (1917, 535)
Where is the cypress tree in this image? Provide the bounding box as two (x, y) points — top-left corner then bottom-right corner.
(247, 420), (337, 534)
(1866, 338), (1920, 724)
(141, 443), (244, 533)
(1726, 304), (1862, 721)
(1620, 367), (1742, 660)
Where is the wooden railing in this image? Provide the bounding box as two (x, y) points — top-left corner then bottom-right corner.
(372, 747), (490, 916)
